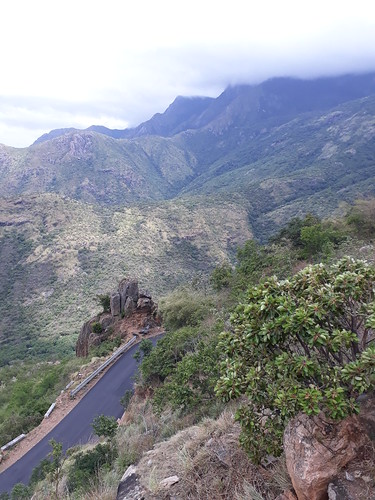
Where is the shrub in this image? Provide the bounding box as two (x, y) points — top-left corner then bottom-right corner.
(346, 198), (375, 238)
(11, 483), (31, 499)
(92, 415), (118, 439)
(159, 290), (213, 331)
(211, 262), (233, 291)
(96, 294), (111, 313)
(120, 389), (134, 410)
(216, 258), (375, 462)
(29, 458), (52, 487)
(67, 443), (117, 492)
(91, 322), (102, 334)
(152, 334), (221, 412)
(133, 339), (153, 362)
(140, 327), (201, 384)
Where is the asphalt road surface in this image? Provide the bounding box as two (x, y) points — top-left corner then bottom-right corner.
(0, 336), (160, 494)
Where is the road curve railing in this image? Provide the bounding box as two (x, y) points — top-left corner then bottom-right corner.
(70, 336), (137, 398)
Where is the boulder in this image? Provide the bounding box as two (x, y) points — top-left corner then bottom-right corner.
(118, 279), (139, 313)
(116, 465), (146, 500)
(284, 413), (369, 500)
(76, 278), (161, 357)
(137, 297), (152, 310)
(99, 313), (113, 331)
(357, 391), (375, 441)
(159, 475), (180, 488)
(110, 292), (121, 317)
(123, 296), (136, 317)
(76, 317), (99, 357)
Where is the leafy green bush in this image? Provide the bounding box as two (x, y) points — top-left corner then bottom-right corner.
(120, 389), (134, 410)
(231, 240), (296, 295)
(10, 483), (31, 500)
(216, 258), (375, 463)
(133, 339), (153, 362)
(211, 262), (233, 291)
(153, 334), (221, 412)
(140, 327), (201, 384)
(67, 443), (117, 493)
(91, 322), (102, 334)
(92, 415), (118, 439)
(29, 458), (52, 487)
(96, 294), (111, 313)
(346, 199), (375, 238)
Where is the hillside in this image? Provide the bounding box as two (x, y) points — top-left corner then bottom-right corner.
(1, 72), (375, 364)
(0, 193), (251, 365)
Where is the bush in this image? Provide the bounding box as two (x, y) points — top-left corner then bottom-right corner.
(91, 322), (102, 334)
(211, 262), (233, 291)
(159, 290), (213, 330)
(10, 483), (31, 499)
(133, 339), (153, 362)
(140, 327), (201, 384)
(92, 415), (118, 439)
(216, 258), (375, 462)
(67, 443), (117, 492)
(120, 389), (134, 410)
(346, 198), (375, 238)
(96, 294), (111, 313)
(153, 334), (221, 412)
(29, 458), (52, 487)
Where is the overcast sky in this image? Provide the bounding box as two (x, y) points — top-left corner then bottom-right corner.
(1, 0), (374, 147)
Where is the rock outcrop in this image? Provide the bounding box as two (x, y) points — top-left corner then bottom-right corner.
(75, 279), (160, 357)
(284, 412), (370, 500)
(116, 465), (146, 500)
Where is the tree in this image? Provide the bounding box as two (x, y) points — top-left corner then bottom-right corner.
(95, 294), (111, 313)
(48, 439), (66, 499)
(10, 483), (30, 500)
(211, 262), (233, 291)
(216, 258), (375, 462)
(346, 198), (375, 238)
(120, 389), (134, 410)
(92, 414), (118, 439)
(133, 339), (153, 362)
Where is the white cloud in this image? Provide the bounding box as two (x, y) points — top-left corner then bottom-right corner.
(0, 0), (375, 146)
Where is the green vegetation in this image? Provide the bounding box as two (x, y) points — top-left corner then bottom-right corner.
(0, 357), (82, 445)
(216, 258), (375, 462)
(92, 415), (119, 439)
(24, 200), (375, 498)
(133, 339), (153, 362)
(159, 289), (214, 330)
(66, 443), (117, 494)
(96, 294), (111, 313)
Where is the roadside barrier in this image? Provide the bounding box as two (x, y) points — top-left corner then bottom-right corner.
(70, 336), (137, 398)
(44, 402), (56, 418)
(1, 434), (27, 452)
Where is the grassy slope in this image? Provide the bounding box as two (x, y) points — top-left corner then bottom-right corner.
(0, 193), (251, 365)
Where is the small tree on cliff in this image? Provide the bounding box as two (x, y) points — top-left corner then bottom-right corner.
(216, 258), (375, 462)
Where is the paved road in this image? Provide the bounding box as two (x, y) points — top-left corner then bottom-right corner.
(0, 337), (160, 494)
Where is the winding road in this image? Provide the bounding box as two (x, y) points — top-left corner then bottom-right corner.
(0, 337), (160, 494)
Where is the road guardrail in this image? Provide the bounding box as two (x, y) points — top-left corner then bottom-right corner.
(70, 336), (137, 398)
(1, 434), (27, 452)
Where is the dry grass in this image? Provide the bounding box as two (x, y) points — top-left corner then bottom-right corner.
(135, 407), (275, 500)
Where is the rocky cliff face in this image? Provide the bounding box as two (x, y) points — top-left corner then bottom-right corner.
(75, 279), (160, 357)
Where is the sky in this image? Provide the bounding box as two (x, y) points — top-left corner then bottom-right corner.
(0, 0), (375, 147)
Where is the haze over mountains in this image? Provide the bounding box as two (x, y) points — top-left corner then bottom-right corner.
(1, 72), (375, 364)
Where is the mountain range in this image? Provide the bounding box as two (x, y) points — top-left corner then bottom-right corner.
(1, 71), (375, 364)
